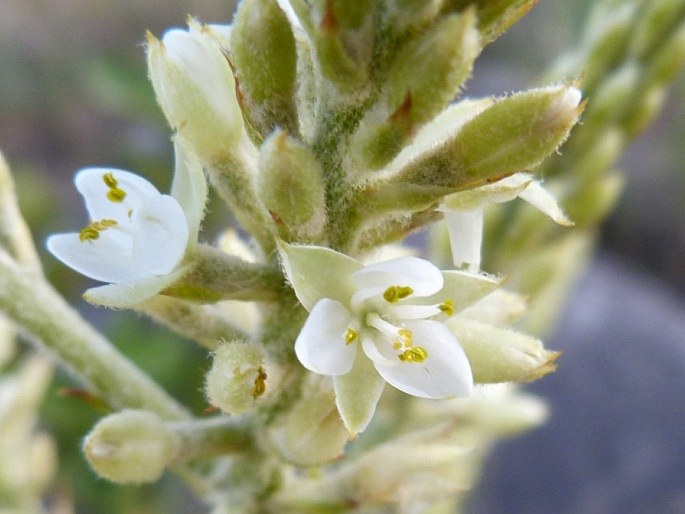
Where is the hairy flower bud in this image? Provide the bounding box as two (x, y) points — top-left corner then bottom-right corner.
(258, 130), (326, 242)
(205, 341), (268, 415)
(266, 374), (348, 466)
(447, 318), (561, 383)
(231, 0), (298, 136)
(83, 410), (181, 484)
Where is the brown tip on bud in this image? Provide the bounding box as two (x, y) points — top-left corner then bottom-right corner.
(58, 388), (111, 414)
(145, 30), (159, 46)
(389, 92), (414, 136)
(320, 0), (338, 33)
(269, 210), (285, 226)
(275, 130), (288, 152)
(203, 405), (220, 415)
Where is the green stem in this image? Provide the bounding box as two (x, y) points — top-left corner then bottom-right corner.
(0, 250), (188, 420)
(168, 416), (256, 462)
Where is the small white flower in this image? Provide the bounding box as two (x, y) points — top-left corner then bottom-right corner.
(440, 173), (573, 271)
(279, 244), (500, 434)
(47, 144), (207, 308)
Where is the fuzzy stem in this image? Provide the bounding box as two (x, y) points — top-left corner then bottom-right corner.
(168, 416), (256, 462)
(0, 250), (188, 420)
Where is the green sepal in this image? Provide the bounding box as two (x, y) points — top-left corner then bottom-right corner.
(333, 350), (385, 437)
(278, 242), (361, 311)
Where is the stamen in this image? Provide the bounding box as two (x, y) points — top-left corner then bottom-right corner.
(90, 219), (117, 231)
(345, 328), (359, 345)
(252, 367), (267, 398)
(383, 285), (414, 303)
(438, 299), (455, 317)
(79, 226), (99, 242)
(397, 328), (413, 347)
(106, 188), (126, 203)
(102, 172), (118, 188)
(398, 346), (428, 363)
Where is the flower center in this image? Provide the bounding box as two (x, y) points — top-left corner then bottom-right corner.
(365, 313), (428, 364)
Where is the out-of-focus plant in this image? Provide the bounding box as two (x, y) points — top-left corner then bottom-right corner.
(0, 0), (682, 512)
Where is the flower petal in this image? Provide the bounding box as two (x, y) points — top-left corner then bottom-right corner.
(131, 194), (189, 275)
(75, 168), (160, 222)
(47, 233), (150, 284)
(334, 355), (385, 437)
(373, 320), (473, 399)
(443, 209), (483, 271)
(351, 256), (443, 298)
(83, 265), (190, 308)
(171, 142), (207, 248)
(278, 243), (361, 311)
(294, 299), (356, 376)
(517, 179), (573, 226)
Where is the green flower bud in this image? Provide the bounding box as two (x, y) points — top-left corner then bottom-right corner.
(630, 0), (685, 59)
(266, 374), (348, 466)
(231, 0), (298, 136)
(147, 19), (245, 165)
(389, 85), (583, 196)
(648, 22), (685, 86)
(350, 9), (479, 169)
(442, 0), (539, 45)
(567, 173), (624, 227)
(446, 318), (561, 383)
(83, 410), (181, 484)
(258, 130), (326, 242)
(205, 341), (268, 415)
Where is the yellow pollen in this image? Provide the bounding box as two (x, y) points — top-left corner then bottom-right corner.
(345, 328), (358, 345)
(398, 346), (428, 363)
(252, 367), (267, 398)
(102, 172), (118, 188)
(79, 226), (100, 242)
(383, 285), (414, 303)
(439, 299), (455, 317)
(106, 188), (126, 203)
(90, 219), (117, 231)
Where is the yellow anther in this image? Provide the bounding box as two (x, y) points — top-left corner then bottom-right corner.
(252, 368), (267, 398)
(106, 187), (126, 203)
(393, 342), (401, 350)
(90, 219), (117, 231)
(102, 172), (118, 188)
(383, 285), (414, 303)
(398, 346), (428, 363)
(398, 328), (413, 346)
(438, 299), (455, 317)
(345, 328), (359, 345)
(79, 226), (100, 242)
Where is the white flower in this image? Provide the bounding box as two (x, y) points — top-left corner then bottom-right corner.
(279, 243), (501, 434)
(440, 173), (573, 271)
(47, 144), (207, 308)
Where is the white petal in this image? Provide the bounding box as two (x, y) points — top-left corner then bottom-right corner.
(362, 334), (398, 366)
(384, 303), (442, 320)
(416, 269), (501, 313)
(373, 320), (473, 399)
(47, 233), (151, 284)
(440, 174), (529, 210)
(170, 142), (207, 247)
(334, 355), (385, 436)
(294, 299), (356, 376)
(444, 209), (483, 271)
(131, 194), (189, 275)
(83, 265), (190, 308)
(518, 180), (573, 226)
(351, 256), (443, 298)
(75, 168), (159, 222)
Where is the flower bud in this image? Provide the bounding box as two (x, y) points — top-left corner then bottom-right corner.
(231, 0), (298, 136)
(147, 19), (244, 165)
(350, 9), (479, 169)
(446, 318), (561, 383)
(567, 173), (624, 227)
(83, 410), (180, 484)
(393, 85), (583, 194)
(443, 0), (539, 45)
(258, 130), (326, 242)
(205, 341), (268, 415)
(266, 374), (348, 466)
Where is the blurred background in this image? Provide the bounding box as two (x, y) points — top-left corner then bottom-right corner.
(0, 1), (683, 513)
